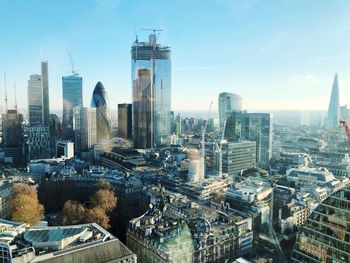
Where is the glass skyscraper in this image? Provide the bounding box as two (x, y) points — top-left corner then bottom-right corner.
(41, 61), (50, 127)
(327, 73), (340, 129)
(291, 185), (350, 262)
(28, 74), (43, 126)
(62, 75), (83, 140)
(131, 33), (171, 148)
(218, 92), (242, 132)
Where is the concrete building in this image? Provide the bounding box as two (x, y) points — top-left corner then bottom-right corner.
(118, 103), (132, 140)
(221, 141), (256, 175)
(56, 140), (74, 158)
(187, 148), (204, 182)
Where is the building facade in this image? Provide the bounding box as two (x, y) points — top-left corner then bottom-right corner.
(73, 107), (97, 152)
(41, 61), (50, 127)
(326, 73), (340, 129)
(27, 74), (43, 126)
(131, 33), (171, 148)
(118, 103), (132, 140)
(28, 126), (50, 160)
(62, 75), (83, 140)
(218, 92), (242, 132)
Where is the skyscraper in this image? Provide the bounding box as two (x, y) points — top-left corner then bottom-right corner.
(118, 103), (132, 140)
(90, 81), (111, 142)
(41, 61), (50, 127)
(27, 74), (43, 126)
(327, 73), (340, 129)
(218, 92), (242, 131)
(73, 107), (97, 152)
(131, 33), (171, 148)
(62, 75), (83, 140)
(28, 126), (50, 160)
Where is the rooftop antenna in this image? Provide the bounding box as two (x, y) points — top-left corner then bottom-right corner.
(14, 81), (17, 111)
(139, 28), (163, 45)
(135, 29), (138, 43)
(66, 49), (79, 76)
(4, 73), (8, 112)
(41, 47), (44, 62)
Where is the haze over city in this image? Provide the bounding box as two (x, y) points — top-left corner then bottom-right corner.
(2, 0), (350, 111)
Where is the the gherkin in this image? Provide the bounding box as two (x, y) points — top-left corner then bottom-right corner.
(90, 81), (111, 142)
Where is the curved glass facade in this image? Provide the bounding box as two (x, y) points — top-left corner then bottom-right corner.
(91, 81), (111, 142)
(131, 34), (171, 148)
(291, 185), (350, 262)
(218, 92), (242, 132)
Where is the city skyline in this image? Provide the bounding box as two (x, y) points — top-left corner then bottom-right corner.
(1, 0), (350, 112)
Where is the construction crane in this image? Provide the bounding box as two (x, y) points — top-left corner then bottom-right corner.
(201, 102), (213, 177)
(66, 49), (79, 76)
(216, 118), (227, 178)
(340, 120), (350, 143)
(4, 73), (8, 112)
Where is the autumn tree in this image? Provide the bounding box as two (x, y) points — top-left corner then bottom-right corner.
(90, 189), (117, 213)
(96, 179), (114, 191)
(86, 207), (110, 229)
(9, 183), (44, 226)
(61, 200), (87, 225)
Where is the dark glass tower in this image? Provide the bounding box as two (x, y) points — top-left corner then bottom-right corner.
(41, 61), (50, 127)
(90, 81), (111, 142)
(131, 33), (171, 148)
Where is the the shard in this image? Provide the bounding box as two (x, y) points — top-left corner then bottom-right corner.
(326, 73), (340, 129)
(90, 81), (111, 142)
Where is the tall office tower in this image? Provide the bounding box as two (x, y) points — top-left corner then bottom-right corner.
(218, 92), (242, 132)
(73, 107), (97, 152)
(1, 110), (24, 164)
(28, 126), (50, 160)
(49, 114), (63, 157)
(41, 61), (50, 126)
(291, 185), (350, 262)
(327, 73), (340, 129)
(225, 111), (272, 165)
(90, 81), (111, 142)
(221, 141), (256, 175)
(62, 75), (83, 140)
(27, 75), (43, 125)
(131, 33), (171, 148)
(118, 103), (132, 140)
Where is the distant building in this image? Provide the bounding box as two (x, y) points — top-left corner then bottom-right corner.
(1, 110), (24, 164)
(49, 113), (63, 157)
(221, 141), (256, 175)
(0, 221), (137, 262)
(62, 75), (83, 141)
(218, 92), (242, 132)
(326, 73), (340, 129)
(225, 111), (272, 165)
(132, 33), (171, 148)
(73, 107), (97, 152)
(56, 140), (74, 158)
(91, 81), (111, 142)
(118, 103), (132, 140)
(28, 126), (50, 160)
(0, 181), (13, 219)
(187, 148), (204, 182)
(27, 74), (43, 126)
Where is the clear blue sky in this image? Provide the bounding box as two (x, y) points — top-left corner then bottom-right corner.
(1, 0), (350, 112)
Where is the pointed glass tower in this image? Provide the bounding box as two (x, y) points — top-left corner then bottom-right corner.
(327, 74), (340, 129)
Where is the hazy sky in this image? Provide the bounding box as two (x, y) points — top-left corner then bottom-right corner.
(1, 0), (350, 112)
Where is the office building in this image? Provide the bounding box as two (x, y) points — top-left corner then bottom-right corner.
(131, 33), (171, 148)
(41, 61), (50, 126)
(118, 103), (132, 140)
(326, 73), (340, 129)
(222, 141), (256, 175)
(218, 92), (242, 131)
(49, 113), (63, 157)
(27, 74), (43, 126)
(56, 140), (74, 158)
(291, 185), (350, 262)
(1, 110), (23, 164)
(225, 111), (272, 165)
(91, 81), (111, 142)
(73, 107), (97, 152)
(187, 148), (204, 182)
(62, 75), (83, 140)
(28, 126), (50, 160)
(0, 181), (13, 219)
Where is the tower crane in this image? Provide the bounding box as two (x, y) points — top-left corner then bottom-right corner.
(216, 118), (227, 178)
(340, 120), (350, 143)
(201, 102), (213, 177)
(66, 49), (79, 76)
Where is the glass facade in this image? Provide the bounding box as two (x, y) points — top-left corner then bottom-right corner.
(218, 92), (242, 132)
(73, 107), (97, 152)
(62, 75), (83, 141)
(327, 73), (340, 129)
(131, 34), (171, 148)
(291, 185), (350, 262)
(41, 61), (50, 127)
(28, 74), (43, 126)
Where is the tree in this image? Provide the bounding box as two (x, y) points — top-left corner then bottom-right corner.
(9, 184), (44, 226)
(86, 207), (110, 229)
(90, 189), (117, 213)
(95, 179), (114, 191)
(61, 200), (87, 225)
